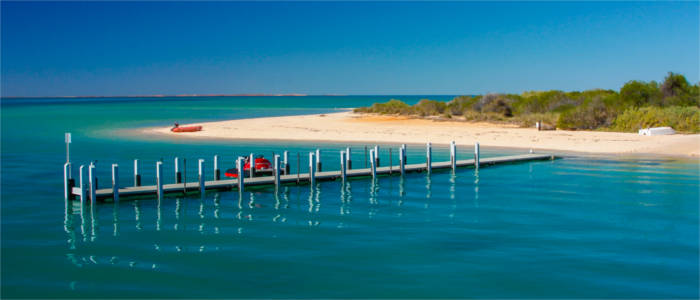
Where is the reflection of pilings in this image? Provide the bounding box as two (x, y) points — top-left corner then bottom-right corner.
(449, 172), (457, 221)
(474, 170), (480, 208)
(175, 197), (183, 231)
(64, 200), (76, 250)
(368, 178), (378, 218)
(340, 181), (352, 216)
(134, 200), (142, 231)
(213, 193), (221, 234)
(90, 202), (98, 241)
(425, 173), (432, 209)
(156, 197), (162, 231)
(80, 200), (87, 242)
(198, 194), (205, 232)
(113, 201), (120, 237)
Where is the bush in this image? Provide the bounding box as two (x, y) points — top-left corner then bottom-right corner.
(474, 94), (513, 117)
(413, 99), (446, 116)
(446, 96), (477, 116)
(557, 97), (616, 130)
(610, 106), (700, 133)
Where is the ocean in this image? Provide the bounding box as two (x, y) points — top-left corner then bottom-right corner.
(1, 96), (698, 298)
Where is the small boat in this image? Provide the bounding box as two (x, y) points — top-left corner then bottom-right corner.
(225, 155), (273, 178)
(171, 125), (202, 133)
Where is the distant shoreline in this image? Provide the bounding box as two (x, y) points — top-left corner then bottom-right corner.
(1, 94), (458, 99)
(1, 93), (312, 99)
(141, 111), (700, 158)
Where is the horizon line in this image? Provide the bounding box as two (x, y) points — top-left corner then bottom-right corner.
(0, 93), (463, 99)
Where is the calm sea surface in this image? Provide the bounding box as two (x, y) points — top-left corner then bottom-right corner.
(1, 96), (698, 298)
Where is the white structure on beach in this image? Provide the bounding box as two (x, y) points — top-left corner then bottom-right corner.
(638, 127), (676, 136)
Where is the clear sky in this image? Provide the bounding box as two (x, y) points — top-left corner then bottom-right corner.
(1, 1), (698, 97)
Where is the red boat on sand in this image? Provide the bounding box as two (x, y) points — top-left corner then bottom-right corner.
(225, 155), (272, 178)
(171, 125), (202, 133)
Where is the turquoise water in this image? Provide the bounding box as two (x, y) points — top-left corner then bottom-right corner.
(1, 96), (698, 298)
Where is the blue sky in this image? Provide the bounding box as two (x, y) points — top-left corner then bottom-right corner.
(1, 1), (698, 97)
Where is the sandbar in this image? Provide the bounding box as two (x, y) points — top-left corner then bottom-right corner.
(144, 111), (700, 157)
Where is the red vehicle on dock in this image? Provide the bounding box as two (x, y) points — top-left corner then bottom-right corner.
(224, 155), (272, 178)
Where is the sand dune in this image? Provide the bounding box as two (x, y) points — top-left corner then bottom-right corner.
(145, 111), (700, 157)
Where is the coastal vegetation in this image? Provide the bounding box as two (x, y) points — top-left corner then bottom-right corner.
(354, 72), (700, 133)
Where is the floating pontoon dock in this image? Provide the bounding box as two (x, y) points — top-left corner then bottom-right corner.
(63, 140), (555, 204)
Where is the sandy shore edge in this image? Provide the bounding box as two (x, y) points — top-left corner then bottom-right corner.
(141, 111), (700, 158)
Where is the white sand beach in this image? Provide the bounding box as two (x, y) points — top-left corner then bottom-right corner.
(145, 111), (700, 157)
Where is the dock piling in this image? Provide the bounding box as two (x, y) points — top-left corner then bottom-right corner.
(133, 159), (141, 187)
(198, 159), (205, 195)
(174, 157), (182, 183)
(249, 154), (255, 178)
(112, 164), (119, 203)
(426, 142), (432, 173)
(89, 164), (97, 204)
(401, 144), (407, 164)
(283, 151), (290, 175)
(156, 161), (163, 199)
(374, 145), (380, 167)
(450, 141), (457, 171)
(79, 165), (86, 204)
(237, 158), (244, 192)
(370, 149), (377, 178)
(399, 146), (406, 175)
(340, 151), (347, 181)
(274, 154), (281, 188)
(64, 162), (72, 201)
(315, 149), (322, 172)
(474, 142), (480, 169)
(214, 155), (220, 180)
(309, 152), (316, 186)
(346, 147), (352, 169)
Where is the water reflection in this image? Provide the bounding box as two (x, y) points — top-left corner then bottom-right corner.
(63, 173), (465, 255)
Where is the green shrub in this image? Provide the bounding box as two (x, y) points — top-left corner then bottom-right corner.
(610, 106), (700, 133)
(413, 99), (446, 116)
(557, 97), (616, 130)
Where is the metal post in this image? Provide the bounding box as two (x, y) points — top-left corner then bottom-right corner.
(198, 159), (205, 195)
(370, 149), (376, 178)
(156, 161), (163, 199)
(399, 146), (405, 175)
(133, 159), (141, 186)
(237, 158), (244, 192)
(346, 147), (352, 170)
(112, 164), (119, 203)
(315, 149), (322, 172)
(474, 142), (480, 170)
(374, 145), (380, 167)
(64, 162), (72, 201)
(174, 157), (182, 183)
(249, 153), (255, 178)
(340, 151), (347, 181)
(402, 144), (407, 164)
(79, 165), (86, 204)
(309, 152), (315, 186)
(89, 164), (96, 204)
(214, 155), (220, 180)
(65, 132), (71, 166)
(450, 141), (457, 171)
(274, 154), (281, 188)
(283, 150), (290, 175)
(426, 142), (432, 173)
